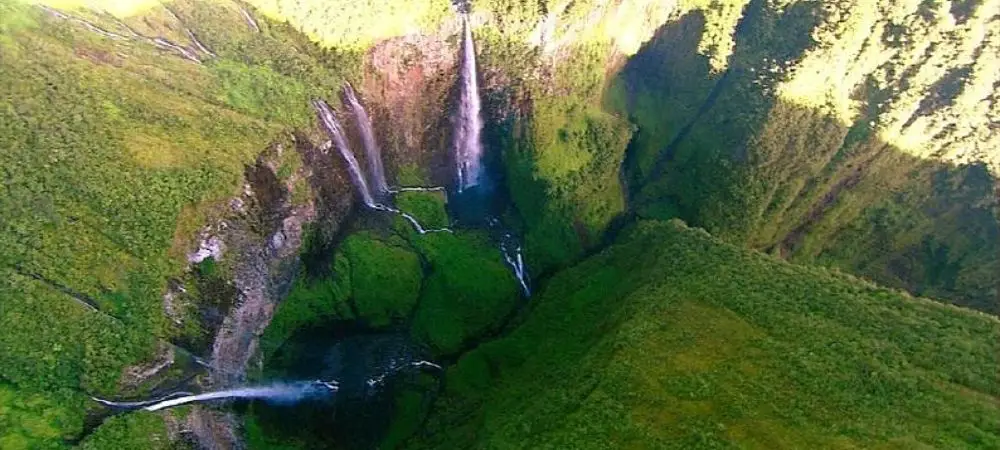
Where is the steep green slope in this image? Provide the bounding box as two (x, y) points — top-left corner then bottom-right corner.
(2, 0), (997, 448)
(609, 0), (999, 311)
(0, 0), (356, 446)
(408, 220), (1000, 448)
(464, 0), (997, 310)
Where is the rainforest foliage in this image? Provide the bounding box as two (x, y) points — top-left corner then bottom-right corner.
(406, 220), (1000, 448)
(262, 192), (520, 361)
(0, 0), (353, 446)
(0, 0), (997, 448)
(470, 0), (998, 311)
(605, 0), (999, 312)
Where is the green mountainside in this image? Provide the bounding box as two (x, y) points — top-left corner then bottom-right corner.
(409, 220), (1000, 448)
(0, 0), (996, 448)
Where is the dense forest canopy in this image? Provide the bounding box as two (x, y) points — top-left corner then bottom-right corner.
(0, 0), (996, 448)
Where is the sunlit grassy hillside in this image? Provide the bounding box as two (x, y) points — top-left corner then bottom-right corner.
(0, 0), (355, 446)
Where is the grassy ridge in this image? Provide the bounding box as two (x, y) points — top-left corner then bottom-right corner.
(0, 0), (359, 446)
(408, 220), (999, 448)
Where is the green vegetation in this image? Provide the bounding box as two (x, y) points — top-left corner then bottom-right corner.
(78, 412), (170, 450)
(395, 191), (449, 230)
(407, 220), (1000, 448)
(394, 163), (431, 187)
(0, 384), (85, 449)
(483, 38), (636, 273)
(259, 231), (427, 358)
(244, 0), (452, 49)
(380, 373), (439, 449)
(265, 193), (519, 359)
(608, 0), (999, 311)
(343, 232), (423, 328)
(260, 255), (353, 359)
(3, 0), (998, 448)
(0, 0), (360, 446)
(408, 230), (519, 355)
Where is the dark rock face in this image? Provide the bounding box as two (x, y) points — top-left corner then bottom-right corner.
(181, 140), (354, 449)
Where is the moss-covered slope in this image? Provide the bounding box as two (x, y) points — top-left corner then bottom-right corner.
(408, 220), (1000, 448)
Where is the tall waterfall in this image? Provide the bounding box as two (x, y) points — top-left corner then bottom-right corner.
(454, 15), (484, 192)
(344, 84), (389, 197)
(313, 99), (376, 207)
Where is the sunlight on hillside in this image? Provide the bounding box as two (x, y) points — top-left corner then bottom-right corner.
(514, 0), (676, 57)
(34, 0), (161, 17)
(243, 0), (453, 49)
(680, 0), (749, 73)
(776, 0), (999, 172)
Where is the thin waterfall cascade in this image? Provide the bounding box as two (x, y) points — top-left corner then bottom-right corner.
(454, 15), (485, 192)
(93, 381), (338, 412)
(238, 7), (261, 33)
(388, 186), (447, 193)
(312, 96), (527, 291)
(493, 218), (530, 296)
(92, 360), (443, 412)
(40, 5), (204, 64)
(502, 240), (529, 297)
(370, 203), (453, 235)
(344, 84), (389, 197)
(92, 391), (194, 410)
(314, 97), (453, 234)
(163, 6), (216, 58)
(314, 99), (376, 207)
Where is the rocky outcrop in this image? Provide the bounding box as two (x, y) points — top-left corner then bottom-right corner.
(360, 25), (461, 186)
(168, 138), (353, 449)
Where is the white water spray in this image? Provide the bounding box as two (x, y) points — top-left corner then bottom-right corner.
(314, 99), (452, 234)
(314, 99), (376, 207)
(454, 15), (485, 192)
(498, 226), (530, 296)
(344, 84), (389, 197)
(93, 381), (337, 412)
(366, 360), (444, 390)
(92, 391), (193, 409)
(388, 186), (446, 193)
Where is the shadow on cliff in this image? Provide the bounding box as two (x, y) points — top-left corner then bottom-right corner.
(609, 3), (999, 313)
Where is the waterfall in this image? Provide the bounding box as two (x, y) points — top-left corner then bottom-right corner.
(501, 241), (529, 297)
(454, 15), (485, 192)
(239, 7), (261, 33)
(314, 98), (452, 234)
(313, 99), (376, 207)
(93, 381), (338, 412)
(494, 219), (530, 296)
(344, 84), (389, 197)
(370, 203), (453, 235)
(388, 186), (446, 193)
(366, 360), (444, 390)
